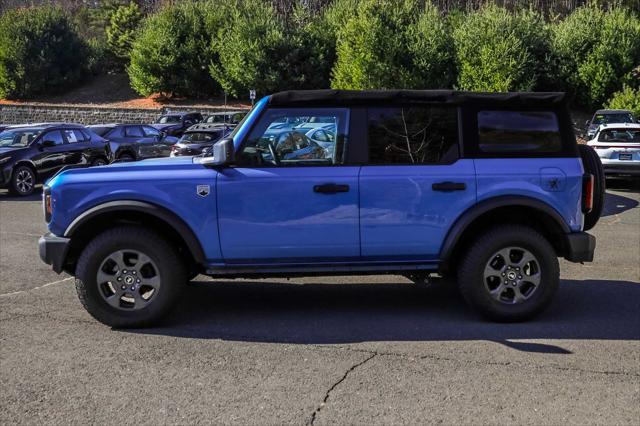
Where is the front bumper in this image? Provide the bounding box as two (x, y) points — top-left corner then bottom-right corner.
(564, 232), (596, 263)
(39, 233), (70, 273)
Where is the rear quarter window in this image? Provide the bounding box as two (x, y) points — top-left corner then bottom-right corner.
(477, 111), (561, 153)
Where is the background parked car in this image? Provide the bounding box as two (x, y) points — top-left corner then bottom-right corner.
(171, 123), (233, 157)
(587, 123), (640, 178)
(203, 111), (246, 125)
(87, 124), (179, 162)
(0, 123), (109, 195)
(585, 109), (637, 140)
(150, 111), (203, 137)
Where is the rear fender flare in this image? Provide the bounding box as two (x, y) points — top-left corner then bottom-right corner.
(440, 195), (570, 262)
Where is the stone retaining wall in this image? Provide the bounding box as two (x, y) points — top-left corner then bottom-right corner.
(0, 104), (247, 125)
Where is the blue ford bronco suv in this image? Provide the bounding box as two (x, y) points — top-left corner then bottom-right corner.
(39, 90), (603, 327)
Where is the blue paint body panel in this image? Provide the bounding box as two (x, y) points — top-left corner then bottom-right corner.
(46, 157), (224, 262)
(217, 166), (360, 262)
(359, 160), (477, 259)
(473, 158), (584, 232)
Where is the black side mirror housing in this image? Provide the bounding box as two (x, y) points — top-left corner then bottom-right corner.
(201, 138), (234, 166)
(40, 140), (56, 148)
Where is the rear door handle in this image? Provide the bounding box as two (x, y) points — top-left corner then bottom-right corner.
(313, 183), (350, 194)
(432, 181), (466, 192)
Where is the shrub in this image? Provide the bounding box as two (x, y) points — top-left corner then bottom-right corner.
(551, 5), (640, 109)
(127, 1), (219, 98)
(453, 5), (550, 92)
(106, 2), (143, 62)
(605, 85), (640, 117)
(273, 4), (335, 90)
(0, 6), (87, 99)
(331, 0), (455, 90)
(209, 0), (286, 97)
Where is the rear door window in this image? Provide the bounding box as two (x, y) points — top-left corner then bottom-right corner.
(367, 106), (459, 164)
(477, 111), (561, 153)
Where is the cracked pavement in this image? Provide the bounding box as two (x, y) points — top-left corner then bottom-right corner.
(1, 181), (639, 425)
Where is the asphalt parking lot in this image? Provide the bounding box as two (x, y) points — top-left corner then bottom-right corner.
(1, 182), (639, 425)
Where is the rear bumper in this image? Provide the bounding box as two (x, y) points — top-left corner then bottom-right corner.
(38, 233), (70, 273)
(601, 161), (640, 176)
(564, 232), (596, 263)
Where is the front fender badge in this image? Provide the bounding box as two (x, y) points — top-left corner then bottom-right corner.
(196, 185), (210, 197)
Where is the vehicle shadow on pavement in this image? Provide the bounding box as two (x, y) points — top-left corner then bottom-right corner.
(131, 279), (640, 353)
(602, 191), (639, 216)
(0, 187), (42, 201)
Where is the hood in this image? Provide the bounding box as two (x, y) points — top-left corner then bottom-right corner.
(47, 156), (200, 187)
(0, 146), (27, 155)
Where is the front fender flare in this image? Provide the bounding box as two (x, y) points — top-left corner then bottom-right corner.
(64, 200), (206, 264)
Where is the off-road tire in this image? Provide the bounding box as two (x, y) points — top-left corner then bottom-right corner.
(578, 144), (605, 231)
(457, 225), (559, 322)
(75, 226), (187, 328)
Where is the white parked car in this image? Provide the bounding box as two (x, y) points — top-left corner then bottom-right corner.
(587, 123), (640, 178)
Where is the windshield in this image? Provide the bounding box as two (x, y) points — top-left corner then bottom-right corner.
(156, 115), (182, 124)
(0, 129), (43, 147)
(598, 129), (640, 143)
(88, 127), (113, 137)
(180, 131), (219, 143)
(592, 113), (634, 125)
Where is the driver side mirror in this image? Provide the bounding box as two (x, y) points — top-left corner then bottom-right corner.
(40, 140), (56, 148)
(201, 138), (234, 167)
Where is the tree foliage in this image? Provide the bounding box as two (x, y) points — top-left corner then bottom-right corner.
(331, 0), (455, 90)
(0, 6), (87, 99)
(127, 1), (219, 98)
(552, 5), (640, 109)
(453, 4), (551, 92)
(106, 2), (143, 61)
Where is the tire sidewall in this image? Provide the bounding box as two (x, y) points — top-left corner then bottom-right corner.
(460, 228), (559, 321)
(76, 230), (184, 327)
(11, 165), (36, 196)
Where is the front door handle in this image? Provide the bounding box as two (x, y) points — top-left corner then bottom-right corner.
(313, 183), (350, 194)
(432, 181), (466, 192)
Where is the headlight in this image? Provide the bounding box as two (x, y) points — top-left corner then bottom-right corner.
(0, 156), (11, 165)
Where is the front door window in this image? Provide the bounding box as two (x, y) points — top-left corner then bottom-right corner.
(238, 108), (348, 166)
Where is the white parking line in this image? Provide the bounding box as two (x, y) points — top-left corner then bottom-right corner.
(0, 277), (72, 298)
(0, 231), (42, 237)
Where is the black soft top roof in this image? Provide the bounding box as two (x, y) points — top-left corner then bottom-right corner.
(269, 90), (567, 108)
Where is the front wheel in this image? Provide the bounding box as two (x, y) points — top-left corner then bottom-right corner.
(457, 225), (559, 322)
(75, 226), (187, 328)
(10, 165), (36, 196)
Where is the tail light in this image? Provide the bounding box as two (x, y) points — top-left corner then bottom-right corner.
(582, 174), (594, 213)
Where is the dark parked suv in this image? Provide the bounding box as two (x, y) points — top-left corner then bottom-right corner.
(1, 123), (109, 196)
(87, 124), (179, 162)
(39, 90), (603, 327)
(151, 112), (203, 137)
(171, 123), (233, 157)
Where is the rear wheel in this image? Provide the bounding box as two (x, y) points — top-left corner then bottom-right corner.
(457, 225), (559, 322)
(75, 226), (187, 328)
(117, 153), (135, 162)
(10, 165), (36, 196)
(578, 144), (605, 230)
